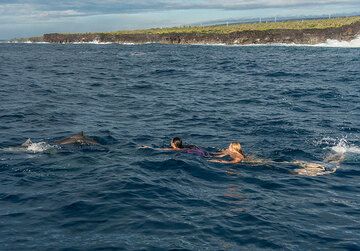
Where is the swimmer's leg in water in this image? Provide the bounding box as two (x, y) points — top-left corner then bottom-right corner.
(292, 150), (345, 176)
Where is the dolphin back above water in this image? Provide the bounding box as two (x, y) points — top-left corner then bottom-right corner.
(1, 132), (100, 153)
(54, 132), (98, 146)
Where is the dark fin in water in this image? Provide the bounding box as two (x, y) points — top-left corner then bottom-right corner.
(54, 132), (99, 146)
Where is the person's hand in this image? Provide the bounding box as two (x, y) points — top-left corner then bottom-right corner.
(138, 145), (151, 149)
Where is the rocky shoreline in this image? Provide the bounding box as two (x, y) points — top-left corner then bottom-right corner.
(35, 21), (360, 45)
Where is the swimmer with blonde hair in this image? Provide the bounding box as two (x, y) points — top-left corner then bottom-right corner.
(208, 140), (345, 177)
(210, 142), (246, 164)
(209, 141), (275, 164)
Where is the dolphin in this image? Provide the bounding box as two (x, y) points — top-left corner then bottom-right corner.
(54, 131), (98, 146)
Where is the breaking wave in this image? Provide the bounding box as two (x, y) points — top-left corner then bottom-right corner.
(9, 35), (360, 48)
(72, 40), (113, 45)
(313, 35), (360, 48)
(246, 35), (360, 48)
(193, 35), (360, 48)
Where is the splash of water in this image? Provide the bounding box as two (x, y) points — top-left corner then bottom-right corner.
(293, 137), (357, 176)
(331, 139), (360, 154)
(258, 36), (360, 48)
(314, 36), (360, 48)
(199, 35), (360, 48)
(10, 35), (360, 48)
(72, 40), (113, 45)
(315, 137), (360, 155)
(1, 142), (56, 153)
(26, 142), (54, 153)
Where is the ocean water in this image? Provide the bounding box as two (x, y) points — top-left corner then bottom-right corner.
(0, 43), (360, 250)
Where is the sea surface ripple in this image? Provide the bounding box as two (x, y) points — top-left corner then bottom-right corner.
(0, 44), (360, 250)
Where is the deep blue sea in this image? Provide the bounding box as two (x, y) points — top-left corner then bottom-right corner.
(0, 43), (360, 250)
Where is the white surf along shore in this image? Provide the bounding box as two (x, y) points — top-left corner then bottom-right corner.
(5, 35), (360, 48)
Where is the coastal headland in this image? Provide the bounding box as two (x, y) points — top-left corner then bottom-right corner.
(28, 16), (360, 45)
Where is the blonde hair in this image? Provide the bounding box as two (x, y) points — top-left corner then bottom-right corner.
(229, 142), (243, 154)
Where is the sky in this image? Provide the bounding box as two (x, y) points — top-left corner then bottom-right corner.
(0, 0), (360, 39)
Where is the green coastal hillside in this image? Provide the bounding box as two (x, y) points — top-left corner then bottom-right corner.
(104, 16), (360, 35)
(25, 16), (360, 44)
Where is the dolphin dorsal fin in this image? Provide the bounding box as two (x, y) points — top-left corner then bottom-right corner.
(21, 138), (33, 147)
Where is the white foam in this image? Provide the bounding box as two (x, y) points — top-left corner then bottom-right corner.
(245, 36), (360, 48)
(25, 142), (54, 153)
(332, 144), (360, 154)
(313, 35), (360, 48)
(329, 139), (348, 156)
(70, 40), (140, 45)
(72, 39), (113, 45)
(1, 141), (56, 153)
(70, 40), (144, 45)
(188, 35), (360, 48)
(6, 41), (50, 44)
(323, 138), (360, 155)
(313, 137), (360, 157)
(6, 35), (360, 48)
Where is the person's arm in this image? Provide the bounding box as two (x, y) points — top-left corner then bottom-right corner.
(209, 159), (234, 164)
(138, 145), (174, 151)
(211, 149), (228, 158)
(244, 156), (272, 164)
(209, 156), (244, 164)
(138, 145), (152, 149)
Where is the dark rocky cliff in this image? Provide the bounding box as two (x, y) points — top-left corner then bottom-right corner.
(41, 21), (360, 45)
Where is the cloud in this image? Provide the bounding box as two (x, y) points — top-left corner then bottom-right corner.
(1, 0), (360, 39)
(151, 0), (359, 10)
(1, 0), (359, 18)
(0, 3), (84, 20)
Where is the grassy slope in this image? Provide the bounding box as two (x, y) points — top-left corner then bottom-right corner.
(100, 16), (360, 35)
